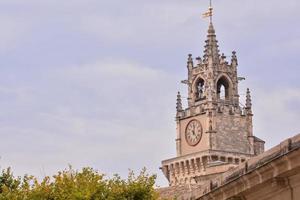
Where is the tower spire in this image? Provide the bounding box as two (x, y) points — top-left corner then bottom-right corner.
(203, 22), (219, 64)
(202, 0), (219, 64)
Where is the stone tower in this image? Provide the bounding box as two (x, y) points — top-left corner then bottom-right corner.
(161, 21), (265, 186)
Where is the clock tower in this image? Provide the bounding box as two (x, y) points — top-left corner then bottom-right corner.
(160, 7), (265, 187)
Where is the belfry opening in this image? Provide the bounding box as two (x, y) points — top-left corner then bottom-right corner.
(216, 76), (231, 100)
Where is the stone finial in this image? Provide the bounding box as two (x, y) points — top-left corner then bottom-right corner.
(245, 88), (253, 115)
(220, 53), (226, 64)
(196, 57), (202, 65)
(187, 54), (194, 69)
(231, 51), (238, 66)
(176, 92), (183, 112)
(246, 88), (252, 108)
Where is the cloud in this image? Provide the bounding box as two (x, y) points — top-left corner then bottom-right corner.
(253, 88), (300, 148)
(0, 60), (177, 186)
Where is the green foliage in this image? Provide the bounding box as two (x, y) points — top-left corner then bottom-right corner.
(0, 167), (159, 200)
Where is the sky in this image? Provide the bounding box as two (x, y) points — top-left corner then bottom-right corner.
(0, 0), (299, 187)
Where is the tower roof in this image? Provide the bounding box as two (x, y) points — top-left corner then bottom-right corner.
(203, 22), (220, 64)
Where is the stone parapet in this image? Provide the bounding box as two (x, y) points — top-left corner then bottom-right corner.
(161, 149), (251, 186)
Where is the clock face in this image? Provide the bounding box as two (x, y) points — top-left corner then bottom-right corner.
(185, 120), (202, 146)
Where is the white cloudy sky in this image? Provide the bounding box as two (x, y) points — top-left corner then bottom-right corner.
(0, 0), (299, 186)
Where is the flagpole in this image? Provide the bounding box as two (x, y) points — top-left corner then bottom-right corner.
(209, 0), (212, 23)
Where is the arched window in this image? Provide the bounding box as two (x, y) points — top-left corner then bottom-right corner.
(217, 76), (231, 100)
(195, 78), (205, 101)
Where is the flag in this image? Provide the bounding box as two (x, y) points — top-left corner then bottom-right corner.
(202, 7), (213, 18)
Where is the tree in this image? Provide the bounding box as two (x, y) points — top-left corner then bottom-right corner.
(0, 167), (159, 200)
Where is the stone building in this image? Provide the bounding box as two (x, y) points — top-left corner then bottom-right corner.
(160, 17), (265, 188)
(158, 3), (300, 200)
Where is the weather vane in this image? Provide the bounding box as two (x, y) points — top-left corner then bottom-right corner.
(202, 0), (213, 23)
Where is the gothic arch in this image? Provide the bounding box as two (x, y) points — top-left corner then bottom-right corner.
(193, 75), (206, 101)
(216, 74), (233, 100)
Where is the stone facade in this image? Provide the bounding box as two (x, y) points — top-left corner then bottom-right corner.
(214, 113), (248, 153)
(160, 21), (264, 188)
